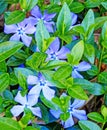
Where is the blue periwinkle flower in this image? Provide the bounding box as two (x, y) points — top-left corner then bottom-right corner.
(46, 38), (70, 60)
(4, 19), (36, 47)
(11, 91), (41, 117)
(72, 61), (91, 78)
(50, 98), (87, 128)
(28, 6), (56, 32)
(27, 73), (55, 101)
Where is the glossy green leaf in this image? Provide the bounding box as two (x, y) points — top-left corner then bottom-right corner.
(0, 33), (10, 43)
(0, 1), (7, 14)
(69, 2), (84, 13)
(84, 44), (95, 64)
(0, 117), (21, 130)
(74, 78), (105, 95)
(87, 112), (104, 123)
(53, 65), (72, 80)
(5, 10), (26, 25)
(36, 20), (50, 52)
(101, 105), (107, 120)
(24, 126), (39, 130)
(101, 2), (107, 10)
(0, 41), (23, 62)
(71, 40), (84, 64)
(98, 71), (107, 84)
(57, 2), (71, 34)
(0, 73), (9, 92)
(79, 120), (101, 130)
(26, 52), (47, 71)
(85, 0), (101, 8)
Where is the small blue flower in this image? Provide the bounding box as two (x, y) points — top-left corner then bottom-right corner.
(27, 73), (55, 101)
(46, 38), (70, 61)
(4, 18), (36, 47)
(28, 6), (56, 32)
(11, 91), (41, 117)
(72, 61), (91, 78)
(50, 98), (87, 128)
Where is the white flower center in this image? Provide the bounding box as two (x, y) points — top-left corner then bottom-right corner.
(17, 27), (25, 35)
(50, 52), (57, 60)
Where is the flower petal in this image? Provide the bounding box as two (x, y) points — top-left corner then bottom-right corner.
(44, 23), (54, 32)
(50, 109), (61, 119)
(28, 85), (41, 99)
(72, 109), (87, 120)
(43, 12), (56, 21)
(76, 61), (91, 71)
(11, 105), (24, 117)
(62, 114), (74, 128)
(28, 93), (39, 106)
(10, 33), (20, 41)
(27, 75), (38, 85)
(56, 46), (70, 59)
(30, 107), (42, 118)
(49, 37), (60, 52)
(24, 24), (36, 34)
(70, 99), (85, 109)
(14, 91), (27, 105)
(31, 6), (42, 18)
(42, 86), (55, 100)
(27, 16), (38, 25)
(72, 69), (83, 78)
(21, 34), (32, 47)
(71, 13), (78, 25)
(4, 24), (17, 34)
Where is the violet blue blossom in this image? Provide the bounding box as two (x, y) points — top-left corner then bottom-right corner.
(28, 6), (56, 32)
(46, 38), (70, 61)
(72, 61), (91, 78)
(4, 19), (36, 47)
(50, 98), (87, 128)
(11, 91), (41, 117)
(27, 73), (55, 101)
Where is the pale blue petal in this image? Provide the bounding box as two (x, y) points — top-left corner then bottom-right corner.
(49, 37), (60, 52)
(11, 105), (24, 117)
(72, 109), (87, 120)
(76, 61), (91, 71)
(42, 86), (55, 100)
(14, 91), (27, 105)
(72, 69), (83, 78)
(31, 6), (42, 18)
(70, 99), (85, 109)
(27, 16), (38, 25)
(45, 23), (54, 32)
(43, 12), (56, 21)
(62, 114), (74, 128)
(21, 34), (32, 47)
(27, 93), (38, 106)
(24, 24), (36, 34)
(50, 109), (61, 119)
(30, 107), (42, 118)
(27, 75), (38, 85)
(10, 33), (20, 41)
(4, 24), (17, 34)
(71, 13), (78, 25)
(56, 46), (70, 59)
(28, 85), (41, 99)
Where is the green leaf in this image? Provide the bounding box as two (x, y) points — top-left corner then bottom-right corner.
(17, 71), (27, 90)
(26, 52), (47, 71)
(101, 2), (107, 10)
(10, 72), (18, 86)
(101, 21), (107, 41)
(0, 117), (21, 130)
(67, 85), (88, 100)
(81, 9), (94, 33)
(3, 90), (13, 100)
(0, 1), (7, 14)
(0, 61), (7, 72)
(36, 20), (50, 52)
(0, 33), (10, 43)
(84, 44), (95, 64)
(87, 65), (99, 76)
(57, 2), (71, 34)
(60, 112), (70, 121)
(71, 40), (84, 64)
(24, 126), (39, 130)
(79, 120), (101, 130)
(5, 10), (26, 25)
(53, 65), (72, 80)
(101, 105), (107, 120)
(84, 0), (101, 8)
(0, 73), (9, 92)
(0, 41), (23, 62)
(69, 2), (84, 13)
(87, 112), (104, 123)
(74, 78), (105, 95)
(98, 71), (107, 84)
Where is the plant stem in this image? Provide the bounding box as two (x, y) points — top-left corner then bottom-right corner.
(98, 46), (104, 71)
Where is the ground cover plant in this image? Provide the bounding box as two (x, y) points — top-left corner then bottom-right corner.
(1, 0), (107, 130)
